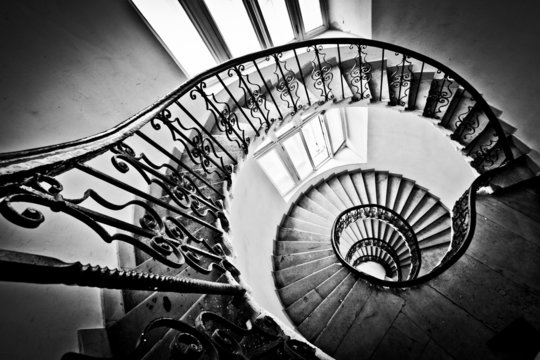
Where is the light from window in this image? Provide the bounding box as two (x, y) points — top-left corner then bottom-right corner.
(283, 133), (312, 179)
(298, 0), (324, 32)
(325, 108), (345, 153)
(258, 0), (295, 46)
(132, 0), (217, 76)
(258, 149), (295, 194)
(302, 116), (328, 166)
(204, 0), (261, 57)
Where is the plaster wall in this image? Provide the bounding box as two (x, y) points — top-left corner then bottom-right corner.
(0, 0), (185, 153)
(328, 0), (372, 38)
(228, 156), (292, 327)
(372, 0), (540, 154)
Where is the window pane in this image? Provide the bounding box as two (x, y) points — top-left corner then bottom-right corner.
(325, 108), (345, 153)
(132, 0), (216, 76)
(298, 0), (324, 32)
(204, 0), (261, 57)
(283, 133), (312, 179)
(302, 117), (329, 166)
(258, 150), (295, 194)
(258, 0), (294, 45)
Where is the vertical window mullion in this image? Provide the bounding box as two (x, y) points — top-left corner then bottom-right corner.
(277, 143), (302, 182)
(322, 113), (336, 156)
(243, 0), (273, 48)
(285, 0), (305, 40)
(178, 0), (232, 62)
(299, 129), (316, 170)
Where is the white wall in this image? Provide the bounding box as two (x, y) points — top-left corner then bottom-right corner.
(328, 0), (372, 38)
(0, 0), (185, 153)
(362, 106), (476, 206)
(372, 0), (540, 154)
(228, 155), (293, 327)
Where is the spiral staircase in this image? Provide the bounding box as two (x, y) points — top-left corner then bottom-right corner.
(1, 38), (539, 359)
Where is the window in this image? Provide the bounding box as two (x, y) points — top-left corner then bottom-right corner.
(131, 0), (329, 76)
(255, 109), (348, 195)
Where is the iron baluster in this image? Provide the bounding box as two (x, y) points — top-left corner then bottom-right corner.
(176, 101), (238, 165)
(272, 53), (297, 114)
(411, 61), (425, 110)
(253, 60), (283, 121)
(136, 130), (225, 197)
(215, 74), (260, 136)
(152, 112), (230, 181)
(76, 163), (222, 234)
(293, 49), (312, 107)
(397, 54), (406, 105)
(312, 45), (329, 101)
(337, 44), (345, 99)
(380, 48), (385, 100)
(228, 65), (270, 131)
(190, 82), (250, 154)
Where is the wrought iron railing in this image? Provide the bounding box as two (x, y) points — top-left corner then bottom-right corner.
(332, 205), (421, 283)
(0, 37), (515, 357)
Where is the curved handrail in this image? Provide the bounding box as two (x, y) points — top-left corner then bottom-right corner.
(0, 38), (515, 297)
(0, 37), (512, 185)
(331, 204), (421, 281)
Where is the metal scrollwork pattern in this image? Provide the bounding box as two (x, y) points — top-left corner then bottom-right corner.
(388, 53), (413, 106)
(308, 45), (334, 102)
(269, 53), (302, 116)
(228, 64), (275, 132)
(333, 204), (421, 280)
(190, 81), (250, 154)
(348, 44), (372, 100)
(196, 312), (318, 359)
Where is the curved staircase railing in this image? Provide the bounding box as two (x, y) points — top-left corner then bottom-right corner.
(0, 37), (518, 358)
(332, 204), (421, 283)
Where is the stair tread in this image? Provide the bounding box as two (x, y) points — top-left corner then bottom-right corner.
(285, 267), (349, 324)
(278, 263), (343, 307)
(334, 289), (405, 359)
(297, 273), (357, 341)
(274, 240), (332, 255)
(273, 248), (335, 271)
(273, 255), (339, 288)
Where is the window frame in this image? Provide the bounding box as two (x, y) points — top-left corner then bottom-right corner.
(255, 109), (347, 193)
(131, 0), (329, 77)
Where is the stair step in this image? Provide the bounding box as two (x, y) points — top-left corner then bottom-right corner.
(417, 217), (452, 242)
(278, 263), (343, 307)
(273, 248), (335, 271)
(286, 267), (349, 324)
(350, 170), (371, 204)
(407, 71), (435, 110)
(419, 227), (452, 249)
(289, 204), (332, 227)
(333, 289), (405, 359)
(274, 240), (331, 255)
(273, 255), (339, 287)
(393, 179), (415, 213)
(297, 273), (357, 341)
(297, 192), (335, 220)
(279, 224), (330, 241)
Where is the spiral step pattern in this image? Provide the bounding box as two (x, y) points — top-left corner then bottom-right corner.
(273, 168), (451, 355)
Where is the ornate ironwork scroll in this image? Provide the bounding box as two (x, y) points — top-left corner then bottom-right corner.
(333, 204), (421, 280)
(308, 45), (334, 102)
(347, 44), (372, 100)
(388, 53), (413, 106)
(269, 53), (302, 116)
